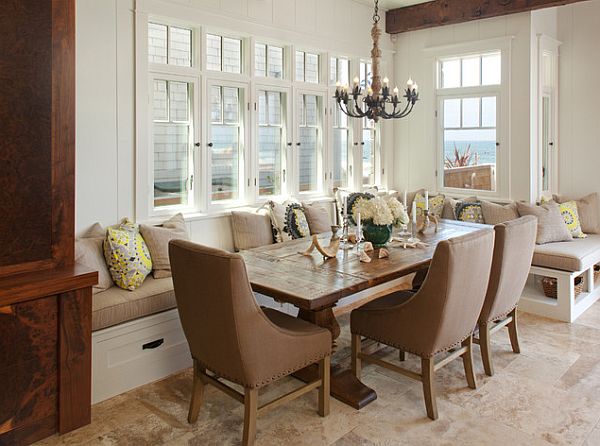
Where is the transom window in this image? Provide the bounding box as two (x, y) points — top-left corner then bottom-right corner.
(295, 51), (319, 84)
(206, 34), (242, 73)
(440, 52), (501, 89)
(148, 23), (192, 67)
(255, 44), (284, 79)
(330, 57), (349, 86)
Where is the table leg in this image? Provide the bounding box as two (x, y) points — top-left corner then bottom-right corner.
(295, 307), (377, 410)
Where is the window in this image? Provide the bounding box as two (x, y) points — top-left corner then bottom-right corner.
(297, 94), (322, 192)
(152, 79), (194, 208)
(330, 57), (349, 86)
(209, 85), (244, 202)
(255, 44), (284, 79)
(257, 90), (286, 197)
(295, 51), (319, 83)
(148, 23), (192, 67)
(359, 61), (372, 90)
(332, 105), (349, 188)
(438, 51), (502, 193)
(359, 61), (376, 185)
(206, 34), (242, 73)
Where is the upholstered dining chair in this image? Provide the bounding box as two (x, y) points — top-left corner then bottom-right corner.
(476, 216), (537, 376)
(169, 240), (331, 446)
(350, 229), (495, 420)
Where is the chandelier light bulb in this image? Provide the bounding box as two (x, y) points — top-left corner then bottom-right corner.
(413, 83), (419, 91)
(353, 76), (360, 85)
(336, 81), (341, 87)
(383, 77), (389, 85)
(407, 77), (414, 88)
(393, 86), (399, 95)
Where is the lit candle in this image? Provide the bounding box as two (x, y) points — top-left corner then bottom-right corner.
(356, 212), (362, 241)
(412, 201), (417, 225)
(393, 86), (399, 96)
(425, 190), (429, 211)
(383, 77), (389, 85)
(407, 77), (414, 89)
(403, 190), (407, 207)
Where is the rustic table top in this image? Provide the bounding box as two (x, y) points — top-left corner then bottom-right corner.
(240, 220), (488, 311)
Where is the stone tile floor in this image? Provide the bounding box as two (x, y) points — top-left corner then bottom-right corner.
(36, 301), (600, 446)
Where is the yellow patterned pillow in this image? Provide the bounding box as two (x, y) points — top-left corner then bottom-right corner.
(104, 219), (153, 290)
(414, 193), (445, 218)
(541, 197), (586, 239)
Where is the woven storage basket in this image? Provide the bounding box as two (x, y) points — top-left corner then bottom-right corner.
(541, 275), (584, 299)
(595, 265), (600, 283)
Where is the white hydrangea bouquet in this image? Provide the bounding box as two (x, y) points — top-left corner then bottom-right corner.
(353, 195), (409, 226)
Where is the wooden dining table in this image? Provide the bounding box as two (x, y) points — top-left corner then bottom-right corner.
(239, 219), (487, 410)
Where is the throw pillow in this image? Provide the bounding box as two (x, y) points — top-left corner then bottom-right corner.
(455, 202), (485, 224)
(302, 202), (332, 235)
(139, 213), (189, 279)
(442, 196), (478, 220)
(75, 223), (113, 294)
(414, 193), (445, 218)
(541, 197), (587, 239)
(516, 202), (573, 244)
(230, 210), (274, 251)
(347, 192), (376, 224)
(480, 200), (519, 225)
(553, 193), (600, 234)
(268, 199), (309, 242)
(104, 219), (153, 290)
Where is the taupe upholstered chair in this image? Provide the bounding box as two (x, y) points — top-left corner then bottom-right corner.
(169, 240), (331, 446)
(476, 216), (537, 376)
(351, 229), (494, 420)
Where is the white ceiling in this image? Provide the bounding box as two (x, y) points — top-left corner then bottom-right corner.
(354, 0), (431, 10)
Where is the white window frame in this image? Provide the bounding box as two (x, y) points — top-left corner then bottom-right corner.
(428, 37), (512, 200)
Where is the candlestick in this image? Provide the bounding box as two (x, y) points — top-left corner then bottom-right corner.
(356, 212), (362, 241)
(412, 201), (417, 225)
(403, 190), (407, 207)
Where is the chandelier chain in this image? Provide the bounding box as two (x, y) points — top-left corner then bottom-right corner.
(373, 0), (380, 23)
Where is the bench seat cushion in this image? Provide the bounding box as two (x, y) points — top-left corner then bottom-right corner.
(532, 235), (600, 272)
(92, 276), (176, 331)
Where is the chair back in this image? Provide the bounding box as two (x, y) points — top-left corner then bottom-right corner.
(412, 229), (494, 355)
(479, 216), (537, 323)
(169, 240), (266, 386)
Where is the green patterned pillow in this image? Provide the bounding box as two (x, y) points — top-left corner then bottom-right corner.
(104, 219), (153, 290)
(455, 202), (485, 224)
(414, 193), (445, 218)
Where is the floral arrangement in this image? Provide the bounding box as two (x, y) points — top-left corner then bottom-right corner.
(352, 195), (409, 226)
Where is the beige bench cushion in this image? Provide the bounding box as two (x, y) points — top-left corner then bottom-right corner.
(532, 235), (600, 272)
(92, 276), (176, 331)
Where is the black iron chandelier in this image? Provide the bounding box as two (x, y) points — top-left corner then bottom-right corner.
(334, 0), (419, 122)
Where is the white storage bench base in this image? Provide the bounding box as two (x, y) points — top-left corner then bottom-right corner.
(520, 264), (600, 323)
(92, 308), (192, 404)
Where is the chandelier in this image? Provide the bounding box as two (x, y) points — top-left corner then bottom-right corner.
(334, 0), (419, 122)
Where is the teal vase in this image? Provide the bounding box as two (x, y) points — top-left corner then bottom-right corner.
(362, 222), (393, 247)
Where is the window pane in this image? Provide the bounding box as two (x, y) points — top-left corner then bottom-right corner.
(268, 46), (283, 79)
(148, 23), (167, 64)
(360, 62), (372, 89)
(223, 87), (239, 124)
(258, 91), (267, 125)
(338, 58), (349, 86)
(206, 34), (222, 71)
(297, 94), (305, 126)
(295, 51), (305, 82)
(462, 97), (480, 128)
(441, 59), (460, 88)
(461, 56), (481, 87)
(153, 80), (168, 121)
(169, 26), (192, 67)
(210, 86), (222, 123)
(169, 82), (189, 122)
(258, 127), (282, 196)
(330, 58), (337, 85)
(299, 127), (318, 192)
(305, 95), (318, 126)
(305, 53), (319, 84)
(482, 53), (501, 86)
(443, 98), (461, 128)
(333, 129), (348, 188)
(443, 129), (496, 191)
(223, 37), (241, 73)
(211, 126), (239, 201)
(481, 96), (496, 128)
(362, 129), (375, 185)
(255, 43), (267, 77)
(267, 91), (281, 126)
(154, 124), (190, 207)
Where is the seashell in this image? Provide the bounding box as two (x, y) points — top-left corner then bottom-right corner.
(378, 248), (389, 259)
(348, 234), (357, 244)
(359, 251), (372, 263)
(363, 242), (374, 252)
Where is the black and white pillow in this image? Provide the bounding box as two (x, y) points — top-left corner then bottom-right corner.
(268, 200), (310, 242)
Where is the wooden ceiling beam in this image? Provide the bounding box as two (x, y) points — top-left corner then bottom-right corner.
(386, 0), (590, 34)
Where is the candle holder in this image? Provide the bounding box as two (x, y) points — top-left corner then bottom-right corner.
(418, 209), (439, 234)
(406, 219), (420, 244)
(340, 215), (354, 250)
(397, 222), (411, 241)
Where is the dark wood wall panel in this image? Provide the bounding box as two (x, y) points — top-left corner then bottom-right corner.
(0, 1), (53, 269)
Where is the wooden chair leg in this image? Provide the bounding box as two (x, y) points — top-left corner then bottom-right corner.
(508, 308), (521, 354)
(479, 322), (494, 377)
(421, 357), (438, 420)
(462, 336), (477, 389)
(187, 359), (206, 424)
(318, 355), (331, 417)
(399, 350), (406, 362)
(351, 333), (362, 379)
(242, 388), (258, 446)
